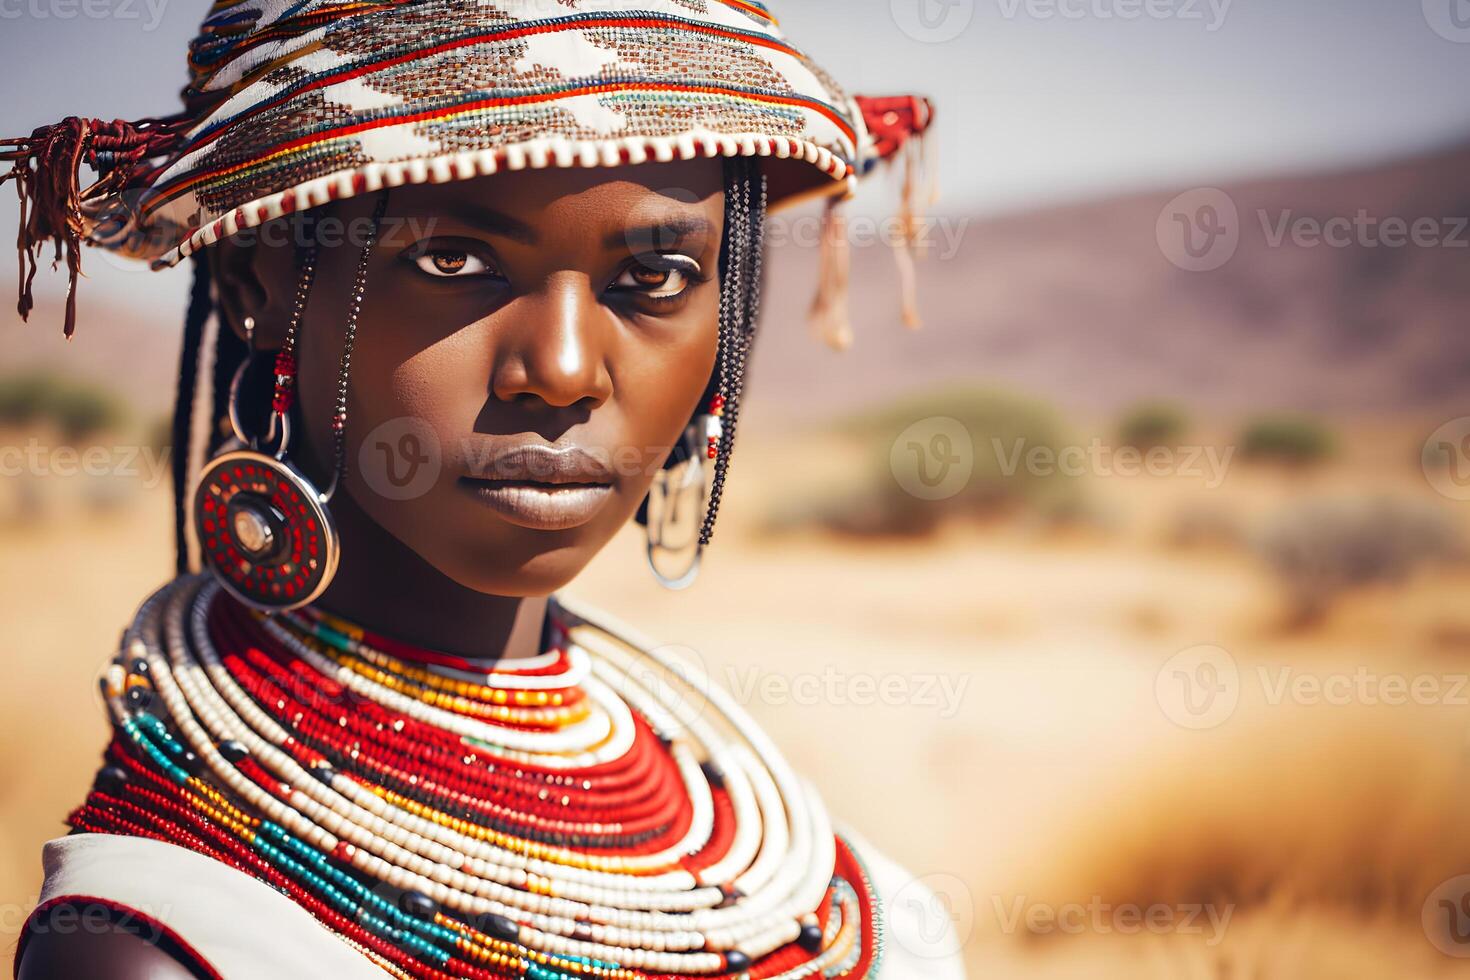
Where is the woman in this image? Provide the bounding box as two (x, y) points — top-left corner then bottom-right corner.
(4, 1), (956, 977)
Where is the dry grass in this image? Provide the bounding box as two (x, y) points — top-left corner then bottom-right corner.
(3, 421), (1469, 978)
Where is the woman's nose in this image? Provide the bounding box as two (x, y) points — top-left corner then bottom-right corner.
(490, 274), (614, 410)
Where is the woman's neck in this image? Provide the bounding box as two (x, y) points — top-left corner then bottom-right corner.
(311, 490), (551, 664)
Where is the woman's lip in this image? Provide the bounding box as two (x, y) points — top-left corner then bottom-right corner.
(457, 478), (614, 530)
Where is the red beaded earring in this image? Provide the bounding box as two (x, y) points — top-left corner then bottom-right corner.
(192, 193), (387, 611)
(704, 393), (725, 459)
(192, 243), (339, 611)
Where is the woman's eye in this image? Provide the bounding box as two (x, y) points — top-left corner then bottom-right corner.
(613, 259), (698, 299)
(413, 250), (493, 278)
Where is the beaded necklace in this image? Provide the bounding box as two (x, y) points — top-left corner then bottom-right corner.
(72, 576), (883, 979)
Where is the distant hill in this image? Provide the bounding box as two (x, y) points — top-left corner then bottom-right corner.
(7, 140), (1470, 428)
(749, 140), (1470, 426)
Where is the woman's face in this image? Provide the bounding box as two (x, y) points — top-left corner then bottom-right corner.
(218, 160), (726, 596)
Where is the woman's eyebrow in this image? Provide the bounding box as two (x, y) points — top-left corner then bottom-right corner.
(605, 215), (712, 251)
(451, 205), (539, 243)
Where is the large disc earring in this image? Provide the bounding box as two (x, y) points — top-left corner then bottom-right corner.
(191, 247), (339, 611)
(644, 411), (718, 590)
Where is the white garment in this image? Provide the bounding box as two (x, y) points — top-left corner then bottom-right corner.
(29, 833), (965, 978)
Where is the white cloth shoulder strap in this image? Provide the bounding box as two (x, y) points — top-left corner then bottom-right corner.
(842, 830), (969, 979)
(33, 832), (967, 978)
(30, 834), (385, 980)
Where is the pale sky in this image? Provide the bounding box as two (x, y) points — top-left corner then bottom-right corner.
(1, 0), (1468, 301)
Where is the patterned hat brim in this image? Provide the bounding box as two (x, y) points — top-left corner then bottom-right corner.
(102, 0), (876, 267)
(141, 129), (858, 269)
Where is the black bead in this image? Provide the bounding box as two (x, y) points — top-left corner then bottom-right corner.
(700, 760), (726, 789)
(798, 923), (824, 953)
(218, 739), (249, 763)
(125, 686), (152, 710)
(310, 765), (335, 784)
(129, 657), (150, 676)
(477, 913), (520, 942)
(724, 950), (751, 972)
(399, 890), (436, 919)
(94, 765), (129, 794)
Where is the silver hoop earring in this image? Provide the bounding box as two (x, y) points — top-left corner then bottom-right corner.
(644, 419), (709, 590)
(192, 247), (339, 611)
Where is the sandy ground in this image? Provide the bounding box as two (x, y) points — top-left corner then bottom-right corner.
(3, 429), (1469, 977)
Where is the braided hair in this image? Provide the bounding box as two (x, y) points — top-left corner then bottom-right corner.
(631, 156), (768, 548)
(171, 156), (768, 570)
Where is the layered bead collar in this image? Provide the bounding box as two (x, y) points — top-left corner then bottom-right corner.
(75, 575), (883, 979)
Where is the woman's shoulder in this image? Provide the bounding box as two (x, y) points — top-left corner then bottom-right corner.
(556, 597), (968, 977)
(845, 831), (969, 979)
(17, 834), (384, 980)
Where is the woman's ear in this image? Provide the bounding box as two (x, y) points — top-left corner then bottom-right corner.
(211, 218), (304, 350)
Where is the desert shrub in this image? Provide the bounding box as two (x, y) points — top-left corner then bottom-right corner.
(1239, 414), (1334, 465)
(807, 385), (1083, 536)
(0, 374), (62, 427)
(1253, 495), (1462, 626)
(1165, 502), (1245, 550)
(1117, 401), (1189, 450)
(0, 372), (127, 443)
(50, 385), (125, 443)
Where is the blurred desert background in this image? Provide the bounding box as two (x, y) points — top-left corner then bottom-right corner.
(5, 1), (1470, 977)
(4, 132), (1470, 978)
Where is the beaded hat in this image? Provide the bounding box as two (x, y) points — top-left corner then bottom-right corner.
(2, 0), (935, 338)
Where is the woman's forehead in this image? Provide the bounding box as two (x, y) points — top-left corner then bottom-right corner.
(391, 159), (726, 220)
